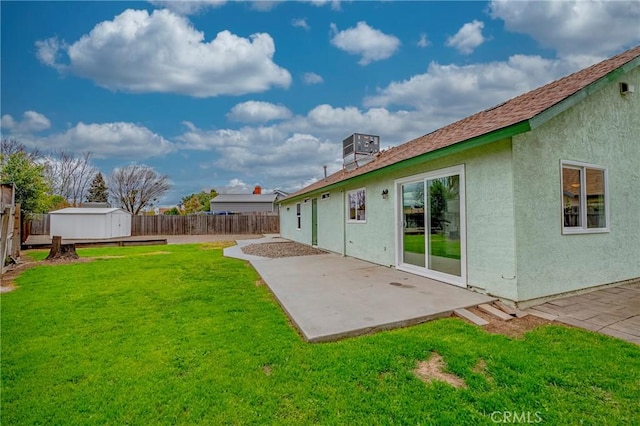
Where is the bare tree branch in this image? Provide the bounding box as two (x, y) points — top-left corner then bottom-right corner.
(43, 150), (97, 206)
(1, 137), (41, 163)
(109, 164), (171, 215)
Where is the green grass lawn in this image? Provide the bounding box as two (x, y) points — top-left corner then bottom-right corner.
(2, 245), (639, 425)
(404, 233), (461, 259)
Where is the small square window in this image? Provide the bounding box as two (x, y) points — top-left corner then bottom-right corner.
(561, 161), (608, 234)
(346, 188), (366, 222)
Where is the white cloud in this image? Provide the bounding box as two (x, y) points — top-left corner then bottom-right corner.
(330, 21), (401, 65)
(302, 72), (324, 85)
(365, 55), (585, 127)
(45, 122), (174, 159)
(490, 0), (640, 56)
(227, 101), (292, 123)
(307, 0), (341, 11)
(178, 124), (340, 190)
(417, 33), (430, 48)
(289, 104), (425, 143)
(35, 38), (66, 70)
(148, 1), (227, 15)
(446, 20), (485, 54)
(177, 101), (432, 191)
(36, 8), (291, 98)
(292, 17), (310, 30)
(219, 178), (253, 194)
(1, 111), (51, 133)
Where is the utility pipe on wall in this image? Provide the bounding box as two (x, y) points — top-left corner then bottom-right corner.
(342, 189), (346, 257)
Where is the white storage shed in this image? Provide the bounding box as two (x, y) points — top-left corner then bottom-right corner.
(49, 208), (132, 239)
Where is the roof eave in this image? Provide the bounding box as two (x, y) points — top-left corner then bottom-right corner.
(530, 55), (640, 130)
(281, 120), (531, 203)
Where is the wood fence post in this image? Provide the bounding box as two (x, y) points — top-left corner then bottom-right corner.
(12, 204), (20, 258)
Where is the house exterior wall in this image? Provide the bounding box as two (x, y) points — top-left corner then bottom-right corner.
(280, 199), (312, 244)
(316, 193), (345, 254)
(280, 138), (518, 300)
(512, 67), (640, 302)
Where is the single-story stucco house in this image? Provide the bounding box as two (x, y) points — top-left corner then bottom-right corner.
(279, 46), (640, 306)
(210, 189), (287, 214)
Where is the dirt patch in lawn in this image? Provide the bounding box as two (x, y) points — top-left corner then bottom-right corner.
(241, 242), (327, 258)
(414, 352), (467, 388)
(1, 257), (93, 293)
(472, 359), (493, 383)
(199, 241), (237, 250)
(461, 307), (554, 338)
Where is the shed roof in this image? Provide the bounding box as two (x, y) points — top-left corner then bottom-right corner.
(212, 194), (278, 203)
(285, 45), (640, 201)
(50, 207), (130, 215)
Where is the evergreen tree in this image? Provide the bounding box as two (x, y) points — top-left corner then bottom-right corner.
(86, 172), (109, 203)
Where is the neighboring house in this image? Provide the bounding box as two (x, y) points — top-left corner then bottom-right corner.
(279, 46), (640, 306)
(50, 208), (132, 239)
(210, 191), (286, 214)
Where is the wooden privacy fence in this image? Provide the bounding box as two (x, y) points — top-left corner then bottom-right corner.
(27, 213), (50, 235)
(131, 214), (280, 235)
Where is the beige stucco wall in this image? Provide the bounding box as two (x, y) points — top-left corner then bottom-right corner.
(512, 66), (640, 302)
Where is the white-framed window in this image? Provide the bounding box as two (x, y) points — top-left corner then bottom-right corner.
(561, 160), (608, 234)
(347, 188), (366, 222)
(321, 192), (330, 200)
(296, 203), (301, 229)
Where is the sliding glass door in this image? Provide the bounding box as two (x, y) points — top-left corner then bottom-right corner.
(401, 181), (426, 267)
(397, 166), (466, 286)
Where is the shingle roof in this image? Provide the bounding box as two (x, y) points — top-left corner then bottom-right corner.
(286, 46), (640, 200)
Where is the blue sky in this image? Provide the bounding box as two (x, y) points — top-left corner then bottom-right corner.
(2, 0), (639, 206)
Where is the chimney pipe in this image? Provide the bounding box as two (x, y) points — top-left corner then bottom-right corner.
(323, 165), (327, 179)
(253, 185), (262, 194)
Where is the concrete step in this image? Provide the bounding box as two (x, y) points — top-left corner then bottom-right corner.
(525, 309), (558, 321)
(478, 304), (513, 321)
(494, 300), (517, 315)
(454, 308), (489, 326)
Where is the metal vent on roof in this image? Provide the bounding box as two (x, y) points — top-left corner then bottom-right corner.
(343, 133), (380, 170)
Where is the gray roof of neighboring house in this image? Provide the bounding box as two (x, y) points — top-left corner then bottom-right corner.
(211, 194), (278, 203)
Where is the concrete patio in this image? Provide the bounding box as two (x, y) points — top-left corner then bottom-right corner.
(225, 236), (494, 342)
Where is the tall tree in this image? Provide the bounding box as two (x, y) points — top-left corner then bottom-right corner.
(0, 141), (50, 214)
(109, 164), (171, 215)
(44, 151), (97, 206)
(86, 172), (109, 203)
